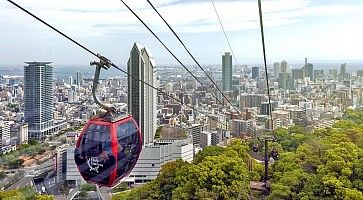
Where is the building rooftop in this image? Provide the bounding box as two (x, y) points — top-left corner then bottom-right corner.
(24, 62), (52, 65)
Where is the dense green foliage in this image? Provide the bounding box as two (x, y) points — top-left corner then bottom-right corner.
(112, 182), (129, 193)
(113, 141), (261, 200)
(0, 187), (54, 200)
(80, 183), (97, 191)
(268, 109), (363, 200)
(0, 142), (49, 169)
(0, 171), (7, 179)
(113, 109), (363, 200)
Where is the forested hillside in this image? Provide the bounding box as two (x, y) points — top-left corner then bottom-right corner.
(113, 109), (363, 200)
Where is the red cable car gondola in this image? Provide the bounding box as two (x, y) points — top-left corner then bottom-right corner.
(74, 58), (142, 187)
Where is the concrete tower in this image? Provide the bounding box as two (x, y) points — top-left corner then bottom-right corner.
(127, 43), (157, 145)
(222, 52), (232, 91)
(24, 62), (54, 140)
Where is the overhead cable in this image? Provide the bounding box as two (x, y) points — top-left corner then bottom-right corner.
(210, 0), (240, 67)
(257, 0), (273, 126)
(146, 0), (242, 117)
(5, 0), (232, 130)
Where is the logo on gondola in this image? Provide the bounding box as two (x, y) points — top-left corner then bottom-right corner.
(87, 157), (104, 173)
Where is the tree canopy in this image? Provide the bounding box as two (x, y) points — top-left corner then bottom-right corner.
(113, 109), (363, 200)
(113, 141), (257, 200)
(0, 187), (54, 200)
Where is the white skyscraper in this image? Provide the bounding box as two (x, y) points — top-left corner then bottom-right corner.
(69, 76), (73, 86)
(128, 43), (157, 145)
(0, 122), (10, 146)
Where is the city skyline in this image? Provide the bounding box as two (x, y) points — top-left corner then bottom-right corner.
(1, 1), (363, 198)
(1, 0), (362, 65)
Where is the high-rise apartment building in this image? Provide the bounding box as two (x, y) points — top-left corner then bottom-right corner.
(18, 123), (28, 145)
(76, 71), (83, 87)
(280, 60), (288, 73)
(190, 124), (202, 146)
(55, 144), (68, 183)
(292, 68), (305, 80)
(279, 73), (292, 90)
(340, 63), (347, 78)
(128, 43), (157, 145)
(261, 102), (271, 115)
(304, 64), (314, 80)
(231, 119), (256, 138)
(200, 132), (212, 148)
(273, 62), (280, 77)
(24, 62), (54, 140)
(68, 76), (73, 86)
(340, 63), (346, 75)
(240, 94), (264, 109)
(252, 66), (259, 79)
(0, 122), (10, 146)
(303, 58), (314, 80)
(222, 52), (232, 91)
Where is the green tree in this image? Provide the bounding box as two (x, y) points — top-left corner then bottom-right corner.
(80, 184), (97, 191)
(8, 158), (24, 169)
(0, 171), (7, 179)
(28, 139), (38, 146)
(155, 159), (188, 200)
(20, 187), (37, 200)
(173, 152), (250, 200)
(35, 195), (54, 200)
(78, 191), (88, 199)
(0, 190), (25, 200)
(194, 145), (226, 164)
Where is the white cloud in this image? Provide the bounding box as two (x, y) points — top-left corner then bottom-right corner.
(1, 0), (362, 65)
(2, 0), (362, 37)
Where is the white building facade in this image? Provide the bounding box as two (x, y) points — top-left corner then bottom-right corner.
(128, 139), (193, 183)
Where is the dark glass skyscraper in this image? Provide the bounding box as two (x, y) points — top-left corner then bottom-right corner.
(24, 62), (54, 140)
(304, 58), (314, 79)
(252, 66), (259, 79)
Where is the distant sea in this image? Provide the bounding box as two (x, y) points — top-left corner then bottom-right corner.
(0, 65), (127, 80)
(0, 62), (362, 80)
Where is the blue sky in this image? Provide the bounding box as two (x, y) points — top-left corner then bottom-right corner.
(0, 0), (362, 66)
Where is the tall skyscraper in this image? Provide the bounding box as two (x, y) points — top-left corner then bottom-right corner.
(279, 73), (292, 90)
(24, 62), (54, 140)
(340, 63), (347, 77)
(128, 43), (157, 145)
(292, 68), (304, 80)
(252, 66), (259, 79)
(222, 52), (232, 91)
(76, 71), (83, 87)
(280, 60), (288, 73)
(273, 62), (280, 77)
(303, 58), (314, 80)
(69, 76), (73, 86)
